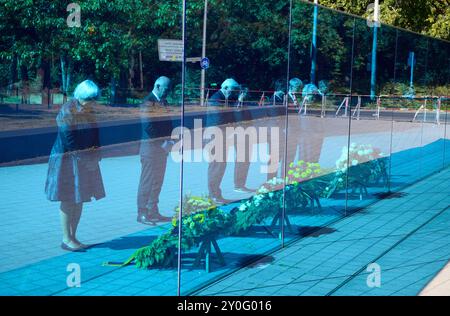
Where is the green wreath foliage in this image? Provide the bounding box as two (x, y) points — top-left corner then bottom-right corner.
(117, 154), (387, 269)
(133, 195), (234, 269)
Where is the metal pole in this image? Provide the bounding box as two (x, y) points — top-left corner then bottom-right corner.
(177, 0), (187, 297)
(345, 18), (356, 217)
(281, 0), (293, 249)
(370, 0), (379, 100)
(393, 29), (399, 83)
(409, 52), (415, 89)
(200, 0), (208, 106)
(310, 0), (318, 85)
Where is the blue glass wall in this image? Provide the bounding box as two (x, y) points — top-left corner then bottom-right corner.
(0, 0), (449, 296)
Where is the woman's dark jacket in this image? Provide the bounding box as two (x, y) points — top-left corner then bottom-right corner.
(45, 99), (105, 203)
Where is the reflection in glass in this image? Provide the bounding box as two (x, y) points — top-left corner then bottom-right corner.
(45, 80), (105, 252)
(137, 76), (174, 225)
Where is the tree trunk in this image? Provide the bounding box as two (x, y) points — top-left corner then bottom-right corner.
(61, 55), (66, 95)
(8, 54), (18, 95)
(19, 63), (29, 104)
(66, 61), (71, 103)
(118, 67), (128, 104)
(60, 55), (72, 103)
(39, 59), (51, 107)
(139, 50), (144, 90)
(129, 50), (135, 90)
(110, 77), (117, 105)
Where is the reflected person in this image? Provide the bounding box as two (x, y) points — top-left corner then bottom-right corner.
(45, 80), (105, 252)
(233, 83), (256, 194)
(288, 78), (303, 106)
(270, 79), (286, 105)
(265, 79), (288, 180)
(207, 78), (239, 204)
(209, 78), (240, 107)
(284, 78), (306, 170)
(137, 76), (173, 225)
(302, 83), (320, 103)
(318, 80), (329, 96)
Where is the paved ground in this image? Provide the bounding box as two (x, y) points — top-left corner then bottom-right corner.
(420, 261), (450, 296)
(195, 167), (450, 296)
(0, 114), (448, 295)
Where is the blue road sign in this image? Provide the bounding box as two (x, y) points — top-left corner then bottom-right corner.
(200, 57), (210, 69)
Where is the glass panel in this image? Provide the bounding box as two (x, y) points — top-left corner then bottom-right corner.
(396, 32), (429, 97)
(390, 118), (424, 191)
(179, 0), (290, 295)
(420, 40), (450, 177)
(444, 98), (450, 168)
(389, 31), (430, 191)
(284, 0), (353, 247)
(346, 20), (395, 210)
(1, 0), (449, 297)
(0, 1), (182, 295)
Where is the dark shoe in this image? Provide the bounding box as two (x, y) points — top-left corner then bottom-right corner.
(234, 186), (256, 193)
(152, 213), (172, 222)
(72, 238), (93, 249)
(78, 243), (93, 249)
(137, 213), (157, 226)
(61, 242), (86, 252)
(150, 212), (172, 223)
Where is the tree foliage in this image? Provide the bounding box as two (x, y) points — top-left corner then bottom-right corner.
(0, 0), (449, 96)
(319, 0), (450, 41)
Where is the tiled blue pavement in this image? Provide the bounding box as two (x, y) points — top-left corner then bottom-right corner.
(195, 167), (450, 296)
(0, 128), (448, 295)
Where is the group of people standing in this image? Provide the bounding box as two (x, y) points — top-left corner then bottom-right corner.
(44, 76), (324, 251)
(44, 78), (175, 251)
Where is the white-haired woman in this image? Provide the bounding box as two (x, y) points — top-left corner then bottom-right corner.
(45, 80), (105, 251)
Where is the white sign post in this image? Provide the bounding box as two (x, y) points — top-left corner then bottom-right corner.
(158, 39), (183, 62)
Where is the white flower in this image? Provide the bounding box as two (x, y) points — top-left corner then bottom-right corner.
(255, 194), (264, 201)
(352, 159), (359, 166)
(258, 187), (269, 194)
(239, 204), (247, 211)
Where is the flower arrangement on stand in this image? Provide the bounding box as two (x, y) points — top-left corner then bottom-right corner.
(173, 195), (233, 246)
(325, 143), (388, 198)
(230, 160), (329, 234)
(113, 156), (382, 270)
(285, 160), (329, 211)
(131, 195), (232, 269)
(230, 178), (284, 234)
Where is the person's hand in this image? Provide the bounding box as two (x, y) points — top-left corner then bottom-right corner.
(161, 140), (175, 153)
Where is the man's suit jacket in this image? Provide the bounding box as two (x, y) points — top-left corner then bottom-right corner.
(207, 90), (242, 127)
(139, 93), (173, 157)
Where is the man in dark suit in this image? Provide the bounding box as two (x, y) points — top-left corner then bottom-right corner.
(208, 78), (240, 107)
(137, 76), (173, 225)
(206, 79), (255, 204)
